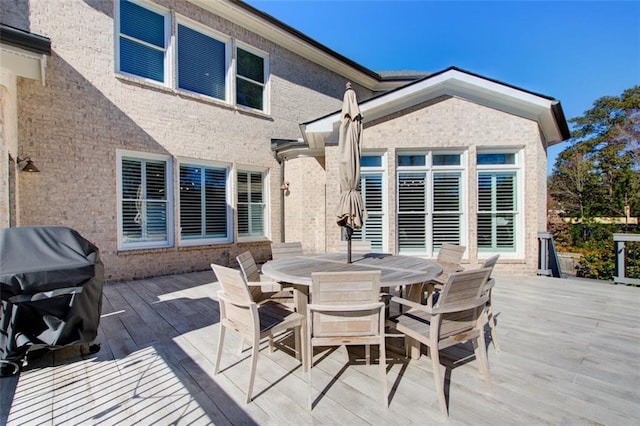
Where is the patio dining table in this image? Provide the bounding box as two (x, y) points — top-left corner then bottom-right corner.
(261, 252), (443, 370)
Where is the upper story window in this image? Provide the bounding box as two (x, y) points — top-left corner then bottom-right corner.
(117, 150), (173, 250)
(177, 21), (230, 101)
(236, 46), (268, 111)
(117, 0), (169, 83)
(116, 1), (269, 112)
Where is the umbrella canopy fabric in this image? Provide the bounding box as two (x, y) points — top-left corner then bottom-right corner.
(336, 83), (366, 231)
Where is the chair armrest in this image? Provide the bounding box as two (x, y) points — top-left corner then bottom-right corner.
(390, 296), (433, 314)
(429, 296), (489, 314)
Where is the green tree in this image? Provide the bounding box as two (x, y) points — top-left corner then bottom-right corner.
(550, 86), (640, 221)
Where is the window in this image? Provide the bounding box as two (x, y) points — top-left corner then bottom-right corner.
(353, 154), (385, 252)
(237, 170), (266, 238)
(397, 152), (464, 256)
(177, 22), (229, 100)
(117, 0), (168, 83)
(179, 163), (231, 244)
(477, 151), (520, 253)
(118, 152), (172, 249)
(236, 46), (268, 111)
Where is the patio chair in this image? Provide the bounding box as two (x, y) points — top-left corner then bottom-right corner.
(211, 263), (304, 403)
(236, 251), (294, 307)
(391, 267), (493, 418)
(270, 241), (304, 259)
(425, 243), (466, 306)
(307, 271), (387, 408)
(338, 239), (372, 254)
(480, 254), (501, 352)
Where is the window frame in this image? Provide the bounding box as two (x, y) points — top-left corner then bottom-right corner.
(236, 167), (269, 242)
(116, 149), (174, 251)
(234, 42), (270, 114)
(115, 0), (172, 85)
(476, 148), (523, 259)
(396, 150), (467, 257)
(175, 16), (232, 102)
(177, 158), (233, 246)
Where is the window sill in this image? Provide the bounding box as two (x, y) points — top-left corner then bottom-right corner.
(115, 73), (273, 120)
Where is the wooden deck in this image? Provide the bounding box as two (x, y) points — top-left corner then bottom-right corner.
(2, 271), (639, 425)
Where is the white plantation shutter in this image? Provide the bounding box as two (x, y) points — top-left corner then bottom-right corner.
(179, 165), (228, 241)
(478, 171), (516, 250)
(352, 173), (383, 251)
(398, 172), (427, 252)
(120, 157), (169, 245)
(432, 172), (462, 247)
(238, 171), (265, 237)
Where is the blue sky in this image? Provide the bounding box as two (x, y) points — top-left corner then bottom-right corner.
(245, 0), (640, 174)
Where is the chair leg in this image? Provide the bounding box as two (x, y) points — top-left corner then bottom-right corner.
(246, 335), (260, 403)
(475, 332), (493, 394)
(379, 340), (388, 407)
(268, 335), (275, 353)
(214, 326), (226, 375)
(430, 347), (448, 417)
(365, 344), (371, 365)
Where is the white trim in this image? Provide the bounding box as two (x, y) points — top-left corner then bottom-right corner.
(303, 69), (564, 146)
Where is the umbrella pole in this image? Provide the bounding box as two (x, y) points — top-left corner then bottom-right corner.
(346, 227), (353, 264)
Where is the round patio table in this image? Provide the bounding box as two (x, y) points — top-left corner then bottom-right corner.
(262, 252), (442, 367)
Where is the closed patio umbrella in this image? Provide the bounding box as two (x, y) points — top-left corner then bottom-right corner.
(336, 82), (366, 263)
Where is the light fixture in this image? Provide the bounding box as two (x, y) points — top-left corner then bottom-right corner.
(17, 156), (40, 172)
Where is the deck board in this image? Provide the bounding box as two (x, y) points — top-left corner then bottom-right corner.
(2, 272), (640, 425)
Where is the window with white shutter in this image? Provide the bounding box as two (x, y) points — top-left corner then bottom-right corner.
(237, 170), (266, 238)
(477, 152), (519, 253)
(397, 152), (464, 256)
(352, 154), (386, 252)
(179, 163), (231, 244)
(118, 152), (172, 249)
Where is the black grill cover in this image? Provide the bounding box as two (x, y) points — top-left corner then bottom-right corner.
(0, 226), (104, 364)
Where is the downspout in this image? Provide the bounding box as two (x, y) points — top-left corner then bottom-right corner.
(279, 158), (286, 242)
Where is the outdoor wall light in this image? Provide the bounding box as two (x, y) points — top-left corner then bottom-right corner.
(17, 156), (40, 172)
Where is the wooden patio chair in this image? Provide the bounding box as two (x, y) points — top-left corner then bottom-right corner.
(391, 267), (493, 417)
(211, 263), (304, 403)
(480, 254), (501, 352)
(425, 243), (467, 306)
(236, 250), (294, 306)
(307, 271), (387, 408)
(270, 241), (304, 259)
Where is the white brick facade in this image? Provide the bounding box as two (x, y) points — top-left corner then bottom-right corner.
(1, 0), (567, 280)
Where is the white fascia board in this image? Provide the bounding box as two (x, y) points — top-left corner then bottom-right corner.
(0, 44), (45, 82)
(187, 0), (402, 91)
(304, 69), (563, 143)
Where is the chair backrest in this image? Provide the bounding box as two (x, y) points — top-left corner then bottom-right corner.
(337, 240), (372, 254)
(211, 263), (256, 335)
(481, 254), (500, 270)
(435, 267), (492, 337)
(271, 241), (303, 260)
(436, 243), (466, 265)
(236, 251), (263, 301)
(310, 271), (382, 338)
